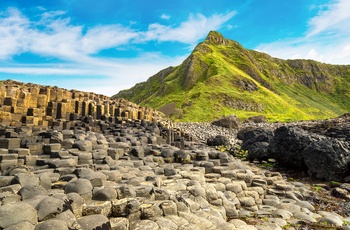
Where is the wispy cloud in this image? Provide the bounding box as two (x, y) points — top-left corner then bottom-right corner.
(141, 11), (236, 44)
(0, 7), (236, 95)
(0, 7), (235, 61)
(161, 14), (171, 20)
(256, 0), (350, 64)
(307, 0), (350, 37)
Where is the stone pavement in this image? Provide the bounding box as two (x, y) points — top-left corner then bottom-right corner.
(0, 119), (349, 230)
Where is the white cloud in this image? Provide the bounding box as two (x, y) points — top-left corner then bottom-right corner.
(161, 14), (171, 20)
(0, 7), (236, 95)
(307, 0), (350, 37)
(141, 11), (236, 44)
(0, 8), (30, 59)
(256, 0), (350, 64)
(81, 25), (138, 54)
(0, 7), (236, 61)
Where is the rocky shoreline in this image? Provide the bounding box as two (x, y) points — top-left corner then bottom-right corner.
(0, 116), (350, 229)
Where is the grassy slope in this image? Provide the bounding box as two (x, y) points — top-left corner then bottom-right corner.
(114, 32), (350, 122)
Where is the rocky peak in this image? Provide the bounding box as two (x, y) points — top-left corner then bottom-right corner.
(204, 31), (230, 46)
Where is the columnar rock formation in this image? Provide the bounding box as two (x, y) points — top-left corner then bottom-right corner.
(0, 80), (160, 127)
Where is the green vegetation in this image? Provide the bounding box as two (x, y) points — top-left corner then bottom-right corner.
(113, 31), (350, 122)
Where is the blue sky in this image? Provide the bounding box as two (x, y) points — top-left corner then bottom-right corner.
(0, 0), (349, 96)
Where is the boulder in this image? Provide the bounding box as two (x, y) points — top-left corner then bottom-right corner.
(268, 126), (321, 169)
(303, 139), (350, 181)
(212, 114), (240, 129)
(237, 127), (273, 149)
(246, 142), (271, 162)
(207, 135), (230, 147)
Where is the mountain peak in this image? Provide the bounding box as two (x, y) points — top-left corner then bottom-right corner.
(204, 31), (230, 45)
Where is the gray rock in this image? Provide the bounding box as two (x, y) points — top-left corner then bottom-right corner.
(67, 193), (84, 218)
(93, 187), (117, 201)
(54, 210), (77, 229)
(64, 178), (93, 199)
(4, 221), (35, 230)
(132, 220), (159, 230)
(130, 146), (144, 159)
(74, 140), (93, 152)
(18, 185), (48, 200)
(110, 217), (129, 230)
(36, 197), (67, 221)
(141, 202), (163, 219)
(14, 173), (40, 187)
(318, 212), (344, 227)
(0, 202), (38, 228)
(212, 114), (240, 129)
(77, 214), (111, 230)
(294, 211), (316, 223)
(34, 219), (68, 230)
(117, 185), (136, 199)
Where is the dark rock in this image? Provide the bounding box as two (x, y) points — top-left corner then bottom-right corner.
(246, 142), (271, 163)
(331, 187), (350, 200)
(237, 127), (273, 149)
(303, 139), (350, 181)
(207, 135), (230, 147)
(268, 126), (320, 169)
(212, 114), (240, 129)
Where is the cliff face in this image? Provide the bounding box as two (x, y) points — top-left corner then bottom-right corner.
(113, 31), (350, 122)
(0, 80), (160, 127)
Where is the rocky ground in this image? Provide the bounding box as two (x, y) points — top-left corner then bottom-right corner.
(0, 118), (350, 230)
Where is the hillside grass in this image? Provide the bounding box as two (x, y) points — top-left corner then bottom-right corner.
(114, 34), (350, 122)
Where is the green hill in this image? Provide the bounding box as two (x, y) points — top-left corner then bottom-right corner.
(113, 31), (350, 122)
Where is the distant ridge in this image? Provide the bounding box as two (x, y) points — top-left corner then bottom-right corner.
(113, 31), (350, 122)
